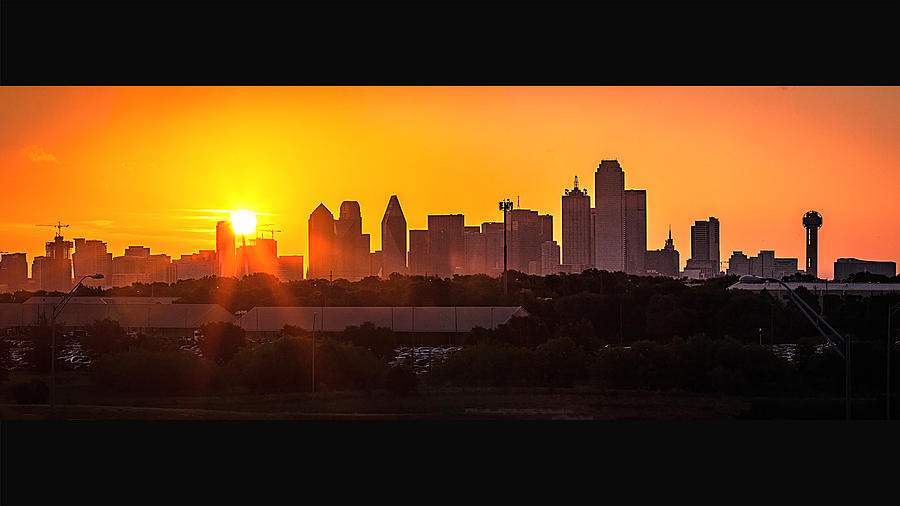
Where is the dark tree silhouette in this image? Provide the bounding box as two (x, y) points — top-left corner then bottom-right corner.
(198, 321), (248, 365)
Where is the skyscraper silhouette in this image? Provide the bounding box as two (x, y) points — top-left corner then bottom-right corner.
(686, 217), (720, 279)
(803, 210), (822, 277)
(624, 189), (647, 275)
(594, 160), (625, 272)
(335, 201), (370, 280)
(39, 232), (74, 292)
(308, 203), (336, 280)
(427, 214), (465, 277)
(215, 220), (236, 278)
(381, 195), (407, 277)
(408, 229), (429, 275)
(646, 227), (680, 278)
(0, 253), (28, 292)
(73, 238), (112, 288)
(562, 176), (591, 271)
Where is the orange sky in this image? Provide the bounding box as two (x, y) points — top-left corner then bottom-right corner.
(1, 86), (898, 279)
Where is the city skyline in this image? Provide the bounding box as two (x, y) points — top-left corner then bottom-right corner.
(3, 86), (900, 279)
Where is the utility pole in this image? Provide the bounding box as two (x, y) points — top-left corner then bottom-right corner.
(499, 199), (513, 296)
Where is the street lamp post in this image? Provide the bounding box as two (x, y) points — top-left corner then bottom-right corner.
(740, 275), (850, 420)
(498, 199), (513, 296)
(50, 273), (104, 412)
(888, 302), (900, 420)
(312, 313), (319, 394)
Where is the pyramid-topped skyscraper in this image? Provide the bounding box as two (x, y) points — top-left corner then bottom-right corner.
(381, 195), (407, 277)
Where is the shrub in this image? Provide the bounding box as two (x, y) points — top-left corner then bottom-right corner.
(386, 364), (418, 396)
(9, 379), (49, 404)
(198, 322), (248, 365)
(533, 337), (589, 387)
(233, 336), (389, 394)
(318, 340), (389, 392)
(341, 322), (397, 361)
(429, 342), (534, 387)
(92, 350), (215, 395)
(82, 318), (132, 358)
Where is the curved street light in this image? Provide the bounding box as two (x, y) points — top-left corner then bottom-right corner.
(739, 275), (850, 420)
(50, 273), (104, 412)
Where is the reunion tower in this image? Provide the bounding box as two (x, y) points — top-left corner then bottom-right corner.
(803, 211), (823, 277)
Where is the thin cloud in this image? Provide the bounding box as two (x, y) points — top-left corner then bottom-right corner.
(187, 209), (277, 216)
(21, 145), (58, 163)
(81, 220), (115, 227)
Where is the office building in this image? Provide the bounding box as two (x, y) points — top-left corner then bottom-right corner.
(236, 237), (278, 277)
(726, 251), (750, 277)
(728, 249), (800, 280)
(334, 201), (370, 281)
(148, 254), (173, 284)
(482, 222), (505, 278)
(464, 226), (487, 275)
(381, 195), (407, 277)
(686, 217), (721, 279)
(624, 189), (646, 275)
(427, 214), (465, 277)
(277, 255), (304, 282)
(541, 240), (561, 276)
(216, 220), (236, 278)
(834, 258), (896, 281)
(111, 246), (151, 287)
(408, 229), (429, 275)
(646, 228), (680, 278)
(72, 238), (112, 288)
(172, 250), (217, 282)
(562, 176), (591, 272)
(307, 203), (336, 280)
(0, 253), (28, 292)
(593, 160), (625, 273)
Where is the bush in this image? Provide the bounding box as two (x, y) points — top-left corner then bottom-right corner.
(429, 342), (534, 387)
(341, 322), (397, 361)
(232, 336), (389, 394)
(83, 318), (132, 358)
(198, 322), (248, 365)
(318, 340), (389, 392)
(533, 337), (589, 387)
(92, 350), (215, 395)
(9, 379), (49, 404)
(386, 364), (418, 396)
(590, 335), (797, 395)
(232, 336), (312, 393)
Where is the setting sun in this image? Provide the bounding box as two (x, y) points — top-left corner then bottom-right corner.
(230, 209), (258, 236)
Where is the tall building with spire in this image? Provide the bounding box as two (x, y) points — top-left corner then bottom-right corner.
(645, 226), (680, 278)
(215, 220), (236, 278)
(381, 195), (407, 277)
(562, 176), (592, 272)
(594, 160), (625, 273)
(307, 203), (336, 280)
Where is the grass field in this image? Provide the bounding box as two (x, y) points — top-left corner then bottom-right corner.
(2, 370), (875, 420)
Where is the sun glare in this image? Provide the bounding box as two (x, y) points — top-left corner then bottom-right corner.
(230, 209), (258, 236)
